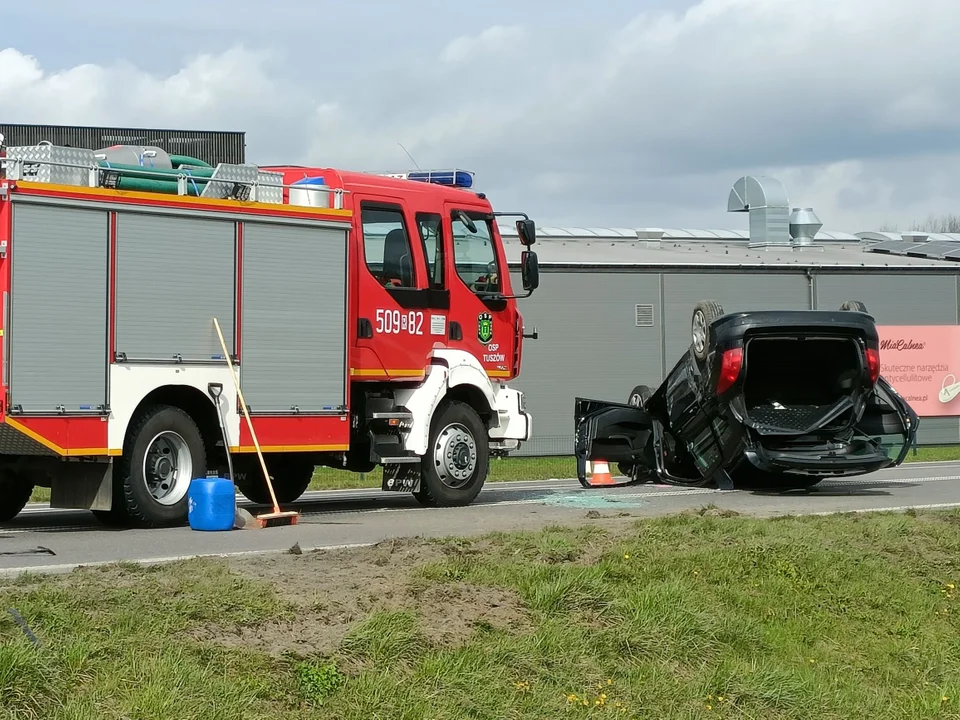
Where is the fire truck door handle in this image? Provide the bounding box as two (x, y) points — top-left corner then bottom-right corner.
(449, 321), (463, 341)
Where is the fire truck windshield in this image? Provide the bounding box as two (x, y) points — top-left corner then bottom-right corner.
(452, 212), (500, 294)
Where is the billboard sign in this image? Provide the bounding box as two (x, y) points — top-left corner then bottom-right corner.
(876, 325), (960, 417)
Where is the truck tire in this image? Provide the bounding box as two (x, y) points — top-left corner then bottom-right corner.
(619, 385), (656, 480)
(839, 300), (869, 313)
(692, 300), (724, 363)
(413, 400), (489, 507)
(114, 405), (207, 528)
(0, 468), (34, 522)
(235, 456), (314, 505)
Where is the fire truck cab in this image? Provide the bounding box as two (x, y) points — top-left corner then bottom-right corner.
(0, 142), (539, 527)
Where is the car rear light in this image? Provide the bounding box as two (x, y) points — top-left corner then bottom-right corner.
(716, 347), (743, 394)
(865, 347), (880, 384)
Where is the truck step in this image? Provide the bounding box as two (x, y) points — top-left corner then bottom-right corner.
(379, 456), (421, 464)
(371, 411), (414, 422)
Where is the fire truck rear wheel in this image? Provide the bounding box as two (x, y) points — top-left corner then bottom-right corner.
(0, 468), (34, 523)
(414, 400), (489, 507)
(116, 405), (207, 528)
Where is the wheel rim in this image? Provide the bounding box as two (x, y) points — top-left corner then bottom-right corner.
(142, 431), (192, 506)
(692, 310), (707, 355)
(433, 423), (478, 489)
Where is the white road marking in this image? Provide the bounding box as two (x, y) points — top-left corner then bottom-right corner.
(0, 542), (376, 578)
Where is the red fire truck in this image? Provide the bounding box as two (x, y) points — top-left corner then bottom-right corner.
(0, 140), (539, 527)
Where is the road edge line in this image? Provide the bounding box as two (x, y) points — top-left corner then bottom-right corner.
(0, 541), (377, 579)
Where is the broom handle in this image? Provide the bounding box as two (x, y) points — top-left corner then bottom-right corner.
(212, 318), (281, 512)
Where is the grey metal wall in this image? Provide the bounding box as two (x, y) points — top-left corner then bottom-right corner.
(0, 124), (245, 166)
(510, 267), (960, 456)
(510, 271), (663, 455)
(816, 273), (960, 443)
(240, 221), (349, 413)
(115, 213), (236, 361)
(9, 204), (108, 412)
(662, 273), (811, 362)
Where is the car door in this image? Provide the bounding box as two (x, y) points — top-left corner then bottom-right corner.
(856, 375), (921, 464)
(354, 198), (438, 378)
(441, 204), (517, 380)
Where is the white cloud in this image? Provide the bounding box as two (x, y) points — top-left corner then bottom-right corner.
(2, 1), (960, 232)
(440, 25), (525, 64)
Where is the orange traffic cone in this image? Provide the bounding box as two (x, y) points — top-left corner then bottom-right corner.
(589, 459), (616, 486)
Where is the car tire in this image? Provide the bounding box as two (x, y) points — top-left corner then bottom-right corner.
(691, 300), (725, 363)
(413, 400), (488, 507)
(0, 468), (34, 523)
(839, 300), (869, 313)
(619, 385), (656, 480)
(115, 405), (208, 528)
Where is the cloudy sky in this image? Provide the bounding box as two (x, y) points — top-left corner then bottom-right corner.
(2, 0), (958, 234)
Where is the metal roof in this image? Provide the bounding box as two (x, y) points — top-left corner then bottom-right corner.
(496, 224), (960, 269)
(501, 238), (956, 269)
(497, 224), (860, 243)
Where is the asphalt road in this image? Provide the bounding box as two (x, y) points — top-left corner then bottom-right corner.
(3, 461), (960, 577)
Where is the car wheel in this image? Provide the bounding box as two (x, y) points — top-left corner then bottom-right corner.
(413, 400), (488, 507)
(116, 405), (207, 528)
(619, 385), (656, 480)
(839, 300), (869, 313)
(627, 384), (652, 408)
(0, 468), (34, 523)
(691, 300), (724, 363)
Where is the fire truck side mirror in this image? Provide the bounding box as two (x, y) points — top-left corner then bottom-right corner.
(516, 219), (536, 246)
(521, 250), (540, 292)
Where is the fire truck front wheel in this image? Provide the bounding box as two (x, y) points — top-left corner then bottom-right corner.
(414, 400), (489, 507)
(114, 405), (207, 528)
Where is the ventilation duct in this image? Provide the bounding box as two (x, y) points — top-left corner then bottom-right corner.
(788, 207), (822, 245)
(727, 175), (791, 246)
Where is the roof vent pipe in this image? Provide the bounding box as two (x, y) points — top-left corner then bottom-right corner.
(727, 175), (791, 247)
(789, 207), (822, 245)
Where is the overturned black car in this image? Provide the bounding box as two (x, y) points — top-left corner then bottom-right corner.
(574, 300), (920, 490)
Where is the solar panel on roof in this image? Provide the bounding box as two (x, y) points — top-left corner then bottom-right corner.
(865, 240), (921, 254)
(903, 241), (960, 259)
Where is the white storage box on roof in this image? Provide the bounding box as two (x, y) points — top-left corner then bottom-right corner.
(289, 176), (331, 208)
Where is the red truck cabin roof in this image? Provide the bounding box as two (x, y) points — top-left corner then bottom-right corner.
(261, 166), (494, 212)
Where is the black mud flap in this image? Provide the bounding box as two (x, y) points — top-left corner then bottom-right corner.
(856, 376), (920, 466)
(574, 397), (655, 488)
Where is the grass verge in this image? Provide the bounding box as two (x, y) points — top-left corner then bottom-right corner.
(2, 509), (959, 718)
(27, 444), (960, 505)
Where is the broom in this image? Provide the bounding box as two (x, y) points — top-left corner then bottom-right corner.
(213, 317), (299, 528)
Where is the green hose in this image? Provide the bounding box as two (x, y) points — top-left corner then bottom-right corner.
(169, 154), (211, 168)
(112, 176), (208, 196)
(98, 162), (215, 179)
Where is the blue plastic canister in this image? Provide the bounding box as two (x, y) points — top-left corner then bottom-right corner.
(188, 476), (236, 531)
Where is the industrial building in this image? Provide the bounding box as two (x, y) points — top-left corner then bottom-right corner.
(503, 175), (960, 455)
(0, 123), (245, 166)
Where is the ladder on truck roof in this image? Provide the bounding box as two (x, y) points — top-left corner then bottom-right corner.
(0, 141), (347, 209)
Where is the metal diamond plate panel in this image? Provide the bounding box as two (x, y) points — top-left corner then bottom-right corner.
(200, 163), (283, 204)
(4, 145), (96, 186)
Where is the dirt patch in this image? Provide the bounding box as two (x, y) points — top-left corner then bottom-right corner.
(189, 536), (532, 659)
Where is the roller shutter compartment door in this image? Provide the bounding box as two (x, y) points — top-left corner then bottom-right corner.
(240, 221), (348, 413)
(114, 213), (236, 361)
(9, 204), (108, 413)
